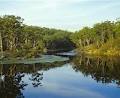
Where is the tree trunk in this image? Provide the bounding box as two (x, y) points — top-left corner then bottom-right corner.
(0, 32), (3, 58)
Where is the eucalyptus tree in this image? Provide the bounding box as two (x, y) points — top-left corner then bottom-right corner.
(93, 21), (115, 44)
(0, 15), (23, 52)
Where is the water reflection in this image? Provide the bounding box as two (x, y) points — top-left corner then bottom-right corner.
(0, 72), (26, 98)
(0, 54), (120, 98)
(72, 55), (120, 86)
(0, 61), (67, 98)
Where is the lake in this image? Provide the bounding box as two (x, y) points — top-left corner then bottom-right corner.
(0, 51), (120, 98)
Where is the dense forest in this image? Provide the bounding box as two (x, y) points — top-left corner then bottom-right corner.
(0, 15), (120, 58)
(0, 15), (74, 58)
(70, 19), (120, 56)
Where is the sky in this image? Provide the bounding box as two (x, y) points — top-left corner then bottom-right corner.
(0, 0), (120, 31)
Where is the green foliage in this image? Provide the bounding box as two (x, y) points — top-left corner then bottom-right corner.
(71, 20), (120, 56)
(1, 15), (120, 57)
(0, 15), (74, 58)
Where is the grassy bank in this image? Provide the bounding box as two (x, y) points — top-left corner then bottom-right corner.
(80, 38), (120, 56)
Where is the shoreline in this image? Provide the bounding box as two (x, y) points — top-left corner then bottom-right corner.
(77, 48), (120, 57)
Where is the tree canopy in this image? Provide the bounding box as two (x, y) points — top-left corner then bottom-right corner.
(0, 15), (74, 58)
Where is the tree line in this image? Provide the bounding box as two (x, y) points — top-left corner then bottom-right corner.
(0, 15), (74, 58)
(0, 15), (120, 57)
(70, 19), (120, 55)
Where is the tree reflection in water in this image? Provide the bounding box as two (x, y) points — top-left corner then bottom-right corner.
(0, 61), (66, 98)
(72, 55), (120, 86)
(0, 55), (120, 98)
(29, 72), (43, 87)
(0, 73), (26, 98)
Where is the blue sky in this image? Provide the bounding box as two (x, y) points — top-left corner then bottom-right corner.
(0, 0), (120, 31)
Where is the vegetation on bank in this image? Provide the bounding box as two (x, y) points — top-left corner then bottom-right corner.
(0, 15), (74, 58)
(0, 15), (120, 58)
(70, 20), (120, 56)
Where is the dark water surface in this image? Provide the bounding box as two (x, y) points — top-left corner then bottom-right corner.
(0, 53), (120, 98)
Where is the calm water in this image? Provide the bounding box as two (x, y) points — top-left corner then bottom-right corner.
(0, 53), (120, 98)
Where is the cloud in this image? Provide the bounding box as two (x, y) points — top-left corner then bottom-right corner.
(38, 81), (106, 98)
(0, 0), (120, 31)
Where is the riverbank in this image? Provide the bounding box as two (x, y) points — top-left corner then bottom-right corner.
(84, 48), (120, 56)
(76, 38), (120, 56)
(78, 46), (120, 57)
